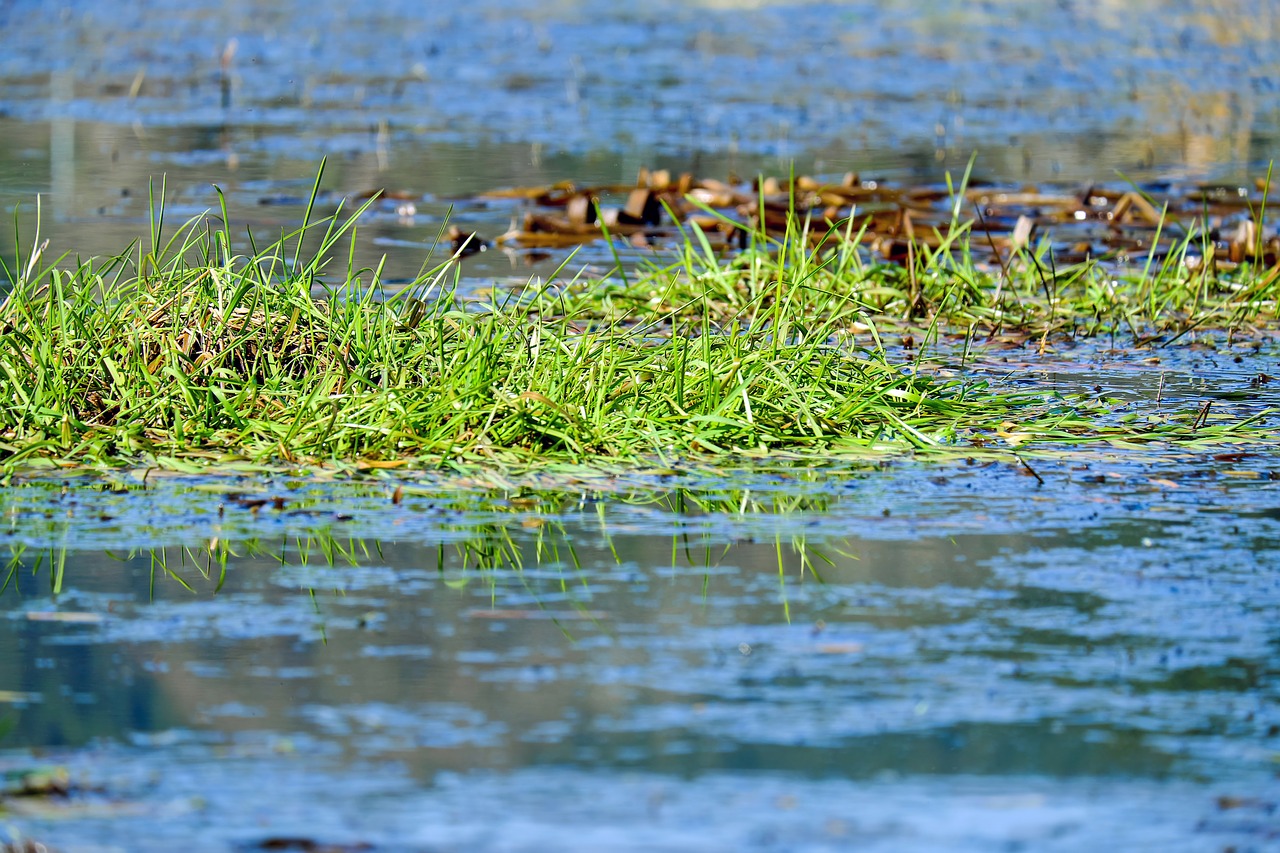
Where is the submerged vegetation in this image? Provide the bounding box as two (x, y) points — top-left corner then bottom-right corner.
(0, 164), (1275, 473)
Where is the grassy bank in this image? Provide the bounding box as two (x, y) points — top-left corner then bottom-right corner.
(0, 174), (1273, 474)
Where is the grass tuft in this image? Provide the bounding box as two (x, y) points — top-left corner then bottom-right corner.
(0, 176), (1272, 473)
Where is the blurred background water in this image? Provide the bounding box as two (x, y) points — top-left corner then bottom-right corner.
(1, 0), (1277, 279)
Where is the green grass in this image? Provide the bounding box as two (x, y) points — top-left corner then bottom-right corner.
(531, 179), (1280, 343)
(0, 168), (1273, 474)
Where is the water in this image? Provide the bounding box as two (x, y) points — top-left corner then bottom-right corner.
(2, 1), (1280, 848)
(1, 416), (1279, 849)
(2, 0), (1279, 282)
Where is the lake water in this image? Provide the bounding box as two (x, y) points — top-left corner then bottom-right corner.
(1, 1), (1280, 849)
(2, 432), (1280, 849)
(2, 0), (1278, 281)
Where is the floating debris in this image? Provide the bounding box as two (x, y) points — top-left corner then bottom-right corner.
(24, 612), (103, 624)
(443, 168), (1280, 274)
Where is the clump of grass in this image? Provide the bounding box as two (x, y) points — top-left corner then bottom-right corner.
(528, 174), (1280, 342)
(0, 169), (1269, 473)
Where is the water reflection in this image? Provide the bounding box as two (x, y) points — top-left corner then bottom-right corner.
(0, 462), (1276, 845)
(0, 488), (1275, 774)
